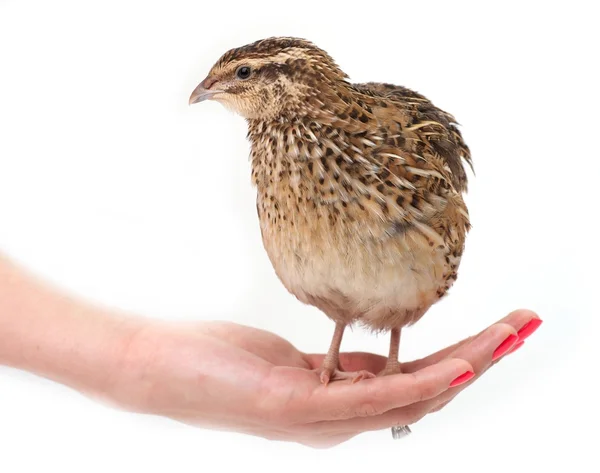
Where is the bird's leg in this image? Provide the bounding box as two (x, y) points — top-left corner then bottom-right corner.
(318, 322), (345, 384)
(378, 328), (403, 376)
(317, 322), (375, 385)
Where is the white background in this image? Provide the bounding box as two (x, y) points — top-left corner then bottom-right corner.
(1, 0), (598, 471)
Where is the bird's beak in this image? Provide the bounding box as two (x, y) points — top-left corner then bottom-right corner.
(189, 76), (223, 105)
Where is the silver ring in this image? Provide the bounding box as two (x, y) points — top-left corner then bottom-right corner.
(391, 425), (412, 439)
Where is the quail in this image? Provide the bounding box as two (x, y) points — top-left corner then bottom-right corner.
(189, 37), (473, 385)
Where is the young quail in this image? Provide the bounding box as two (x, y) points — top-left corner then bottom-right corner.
(189, 37), (473, 385)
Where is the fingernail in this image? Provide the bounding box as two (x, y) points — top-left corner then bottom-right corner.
(449, 370), (475, 387)
(508, 340), (525, 355)
(492, 334), (519, 361)
(517, 318), (543, 340)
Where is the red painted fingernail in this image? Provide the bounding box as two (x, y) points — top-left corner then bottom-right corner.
(508, 340), (525, 355)
(449, 371), (475, 387)
(517, 318), (543, 340)
(492, 334), (519, 361)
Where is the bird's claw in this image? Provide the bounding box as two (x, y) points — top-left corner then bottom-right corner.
(317, 367), (375, 386)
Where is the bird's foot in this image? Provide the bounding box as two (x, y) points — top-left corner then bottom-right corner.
(317, 367), (375, 386)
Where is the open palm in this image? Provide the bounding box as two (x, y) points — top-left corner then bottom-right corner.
(119, 309), (540, 447)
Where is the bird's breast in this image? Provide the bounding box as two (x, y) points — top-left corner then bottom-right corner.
(254, 172), (452, 327)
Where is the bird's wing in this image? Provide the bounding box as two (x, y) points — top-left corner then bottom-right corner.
(309, 82), (472, 247)
(352, 82), (473, 192)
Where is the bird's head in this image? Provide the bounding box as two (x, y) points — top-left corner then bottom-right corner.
(189, 37), (348, 120)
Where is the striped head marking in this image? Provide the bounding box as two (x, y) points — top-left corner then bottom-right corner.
(189, 37), (348, 119)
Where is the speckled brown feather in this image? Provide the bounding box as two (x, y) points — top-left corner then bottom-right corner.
(196, 37), (473, 333)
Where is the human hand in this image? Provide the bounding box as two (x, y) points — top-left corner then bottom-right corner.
(113, 309), (541, 448)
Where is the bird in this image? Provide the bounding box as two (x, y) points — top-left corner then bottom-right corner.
(189, 37), (473, 385)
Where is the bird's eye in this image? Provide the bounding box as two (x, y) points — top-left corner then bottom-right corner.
(236, 66), (252, 80)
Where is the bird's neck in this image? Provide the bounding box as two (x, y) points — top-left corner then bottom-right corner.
(245, 83), (384, 192)
(246, 85), (369, 145)
(246, 112), (328, 191)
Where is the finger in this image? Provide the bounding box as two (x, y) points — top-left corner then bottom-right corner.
(298, 433), (355, 449)
(420, 322), (516, 411)
(401, 308), (539, 373)
(249, 427), (353, 449)
(430, 345), (527, 414)
(433, 310), (540, 389)
(400, 338), (471, 373)
(430, 315), (540, 412)
(308, 324), (515, 434)
(496, 308), (540, 332)
(447, 322), (518, 375)
(298, 357), (472, 423)
(303, 351), (387, 373)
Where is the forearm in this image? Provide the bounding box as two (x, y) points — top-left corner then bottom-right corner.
(0, 254), (142, 403)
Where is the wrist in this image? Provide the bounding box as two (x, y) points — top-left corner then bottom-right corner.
(0, 255), (145, 405)
(109, 320), (215, 416)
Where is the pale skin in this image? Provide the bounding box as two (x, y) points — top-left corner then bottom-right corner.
(0, 254), (541, 448)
